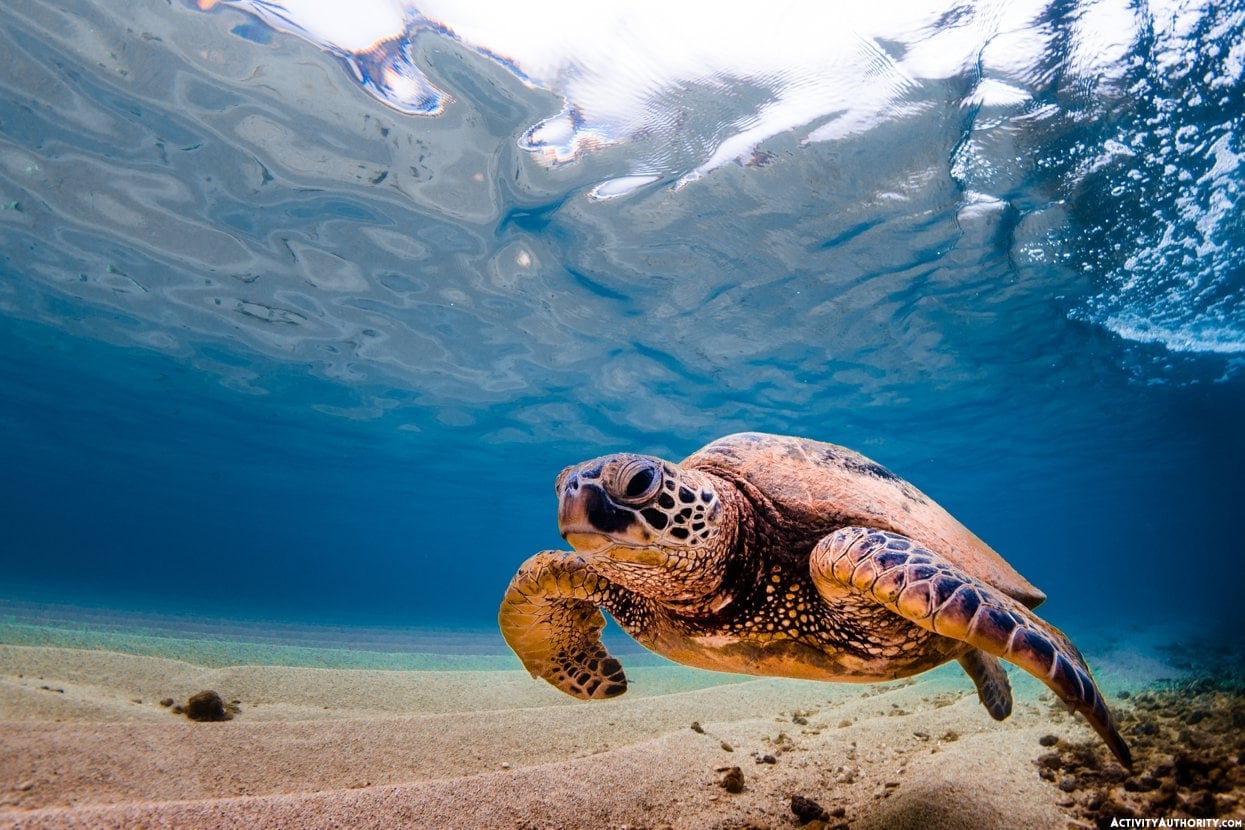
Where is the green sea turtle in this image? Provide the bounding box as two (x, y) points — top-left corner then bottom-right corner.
(499, 432), (1131, 767)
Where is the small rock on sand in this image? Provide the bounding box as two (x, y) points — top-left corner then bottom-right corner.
(790, 794), (828, 822)
(184, 690), (232, 722)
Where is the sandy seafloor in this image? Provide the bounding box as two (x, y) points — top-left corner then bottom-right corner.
(0, 602), (1241, 830)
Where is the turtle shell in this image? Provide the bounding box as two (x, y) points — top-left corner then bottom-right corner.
(682, 432), (1045, 608)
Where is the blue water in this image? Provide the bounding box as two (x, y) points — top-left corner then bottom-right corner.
(1, 0), (1243, 643)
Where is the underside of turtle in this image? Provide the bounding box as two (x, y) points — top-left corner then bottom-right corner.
(499, 432), (1131, 768)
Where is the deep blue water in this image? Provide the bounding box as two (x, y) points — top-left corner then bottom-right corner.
(1, 0), (1243, 641)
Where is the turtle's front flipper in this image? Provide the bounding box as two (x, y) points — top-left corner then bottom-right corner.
(810, 528), (1132, 768)
(498, 550), (629, 699)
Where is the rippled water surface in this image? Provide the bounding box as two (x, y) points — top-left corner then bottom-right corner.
(1, 0), (1242, 630)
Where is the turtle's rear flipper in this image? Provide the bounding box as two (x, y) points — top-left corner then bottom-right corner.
(958, 648), (1012, 720)
(498, 550), (629, 699)
(810, 527), (1132, 768)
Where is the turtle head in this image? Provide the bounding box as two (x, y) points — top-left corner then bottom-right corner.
(555, 453), (732, 603)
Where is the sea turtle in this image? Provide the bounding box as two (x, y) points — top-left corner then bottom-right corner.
(498, 432), (1131, 767)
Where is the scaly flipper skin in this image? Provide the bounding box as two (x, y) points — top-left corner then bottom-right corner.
(958, 648), (1013, 720)
(497, 550), (629, 699)
(810, 527), (1132, 768)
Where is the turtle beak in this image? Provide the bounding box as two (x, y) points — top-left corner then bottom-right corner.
(559, 513), (611, 554)
(557, 473), (610, 552)
(557, 469), (645, 552)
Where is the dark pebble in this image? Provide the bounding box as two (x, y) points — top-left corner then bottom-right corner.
(690, 721), (704, 734)
(1036, 752), (1062, 771)
(1038, 734), (1059, 747)
(720, 766), (744, 793)
(1118, 690), (1131, 699)
(790, 794), (828, 822)
(1100, 764), (1130, 784)
(185, 690), (231, 722)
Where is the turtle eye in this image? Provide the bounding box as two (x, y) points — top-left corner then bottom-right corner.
(615, 459), (660, 505)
